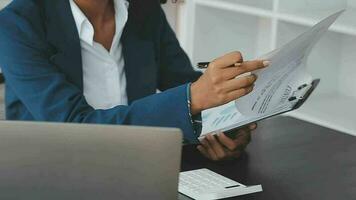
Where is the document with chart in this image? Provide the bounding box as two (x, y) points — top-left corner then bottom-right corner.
(200, 10), (344, 138)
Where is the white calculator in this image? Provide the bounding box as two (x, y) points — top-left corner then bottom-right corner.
(179, 168), (262, 200)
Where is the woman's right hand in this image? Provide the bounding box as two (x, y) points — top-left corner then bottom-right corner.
(190, 51), (269, 115)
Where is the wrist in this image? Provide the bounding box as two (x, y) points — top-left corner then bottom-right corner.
(190, 82), (203, 115)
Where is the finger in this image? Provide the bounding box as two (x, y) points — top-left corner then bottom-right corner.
(221, 62), (254, 80)
(233, 140), (247, 152)
(220, 65), (245, 80)
(223, 74), (257, 92)
(197, 145), (211, 159)
(249, 123), (257, 130)
(225, 86), (254, 102)
(206, 135), (226, 160)
(235, 133), (252, 151)
(223, 149), (242, 160)
(236, 60), (269, 75)
(244, 132), (252, 143)
(211, 51), (243, 69)
(234, 129), (250, 141)
(217, 133), (238, 151)
(201, 138), (218, 161)
(238, 140), (250, 151)
(232, 129), (248, 144)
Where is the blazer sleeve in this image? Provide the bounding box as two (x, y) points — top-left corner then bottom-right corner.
(157, 7), (202, 91)
(0, 10), (199, 143)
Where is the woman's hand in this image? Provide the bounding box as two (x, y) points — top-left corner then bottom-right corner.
(190, 51), (269, 115)
(197, 123), (257, 161)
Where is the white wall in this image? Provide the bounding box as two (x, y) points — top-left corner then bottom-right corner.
(0, 0), (10, 8)
(162, 1), (179, 31)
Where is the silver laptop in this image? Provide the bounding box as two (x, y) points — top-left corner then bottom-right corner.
(0, 121), (183, 200)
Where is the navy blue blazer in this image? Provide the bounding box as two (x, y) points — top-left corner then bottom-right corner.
(0, 0), (202, 143)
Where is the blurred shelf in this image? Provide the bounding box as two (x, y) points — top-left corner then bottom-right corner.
(194, 0), (356, 36)
(192, 4), (273, 63)
(219, 0), (274, 11)
(278, 0), (356, 31)
(276, 12), (356, 36)
(195, 0), (274, 19)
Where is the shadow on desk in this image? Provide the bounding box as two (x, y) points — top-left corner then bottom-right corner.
(181, 116), (356, 200)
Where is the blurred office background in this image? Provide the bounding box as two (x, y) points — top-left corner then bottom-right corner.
(165, 0), (356, 137)
(0, 0), (355, 136)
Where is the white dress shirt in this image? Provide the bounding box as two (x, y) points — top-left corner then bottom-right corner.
(69, 0), (129, 109)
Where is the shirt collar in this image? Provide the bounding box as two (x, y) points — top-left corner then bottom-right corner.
(69, 0), (129, 46)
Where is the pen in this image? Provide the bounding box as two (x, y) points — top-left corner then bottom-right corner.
(197, 62), (242, 69)
(197, 62), (210, 69)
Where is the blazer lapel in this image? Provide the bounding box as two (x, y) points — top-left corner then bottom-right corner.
(44, 0), (83, 90)
(122, 15), (159, 104)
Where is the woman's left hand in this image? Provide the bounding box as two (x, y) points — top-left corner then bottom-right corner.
(197, 123), (257, 161)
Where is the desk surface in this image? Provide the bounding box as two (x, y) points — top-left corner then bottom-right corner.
(181, 116), (356, 200)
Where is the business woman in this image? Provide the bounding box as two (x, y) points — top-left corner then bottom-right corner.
(0, 0), (268, 161)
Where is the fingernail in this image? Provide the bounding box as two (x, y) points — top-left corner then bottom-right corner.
(208, 134), (213, 140)
(253, 74), (258, 80)
(234, 63), (242, 67)
(263, 60), (271, 67)
(250, 123), (257, 130)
